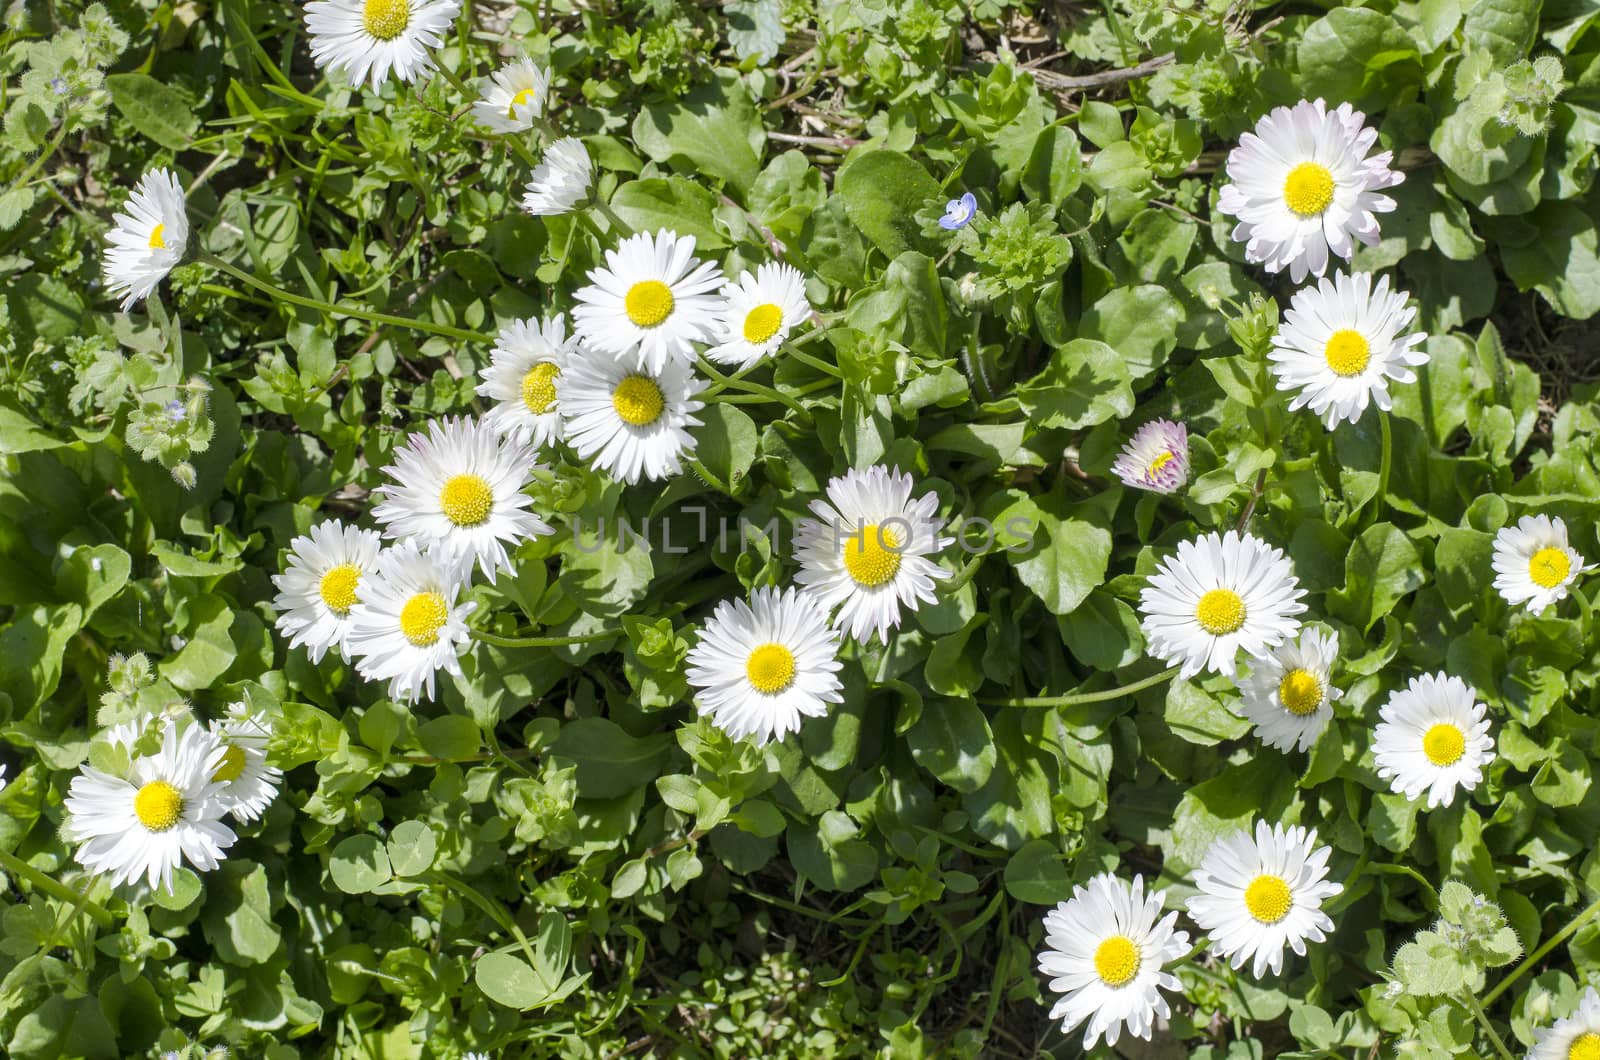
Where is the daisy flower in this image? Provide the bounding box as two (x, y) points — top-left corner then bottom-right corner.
(271, 519), (385, 663)
(209, 704), (283, 824)
(103, 167), (187, 310)
(371, 416), (553, 583)
(1110, 419), (1189, 494)
(477, 316), (578, 450)
(939, 192), (978, 231)
(1530, 987), (1600, 1060)
(62, 719), (236, 892)
(1185, 820), (1342, 979)
(304, 0), (461, 91)
(1491, 514), (1591, 616)
(471, 58), (549, 133)
(1217, 98), (1403, 282)
(1268, 271), (1428, 429)
(793, 465), (953, 644)
(559, 352), (705, 483)
(684, 586), (845, 745)
(571, 229), (725, 373)
(706, 262), (812, 372)
(1237, 628), (1342, 753)
(0, 763), (7, 793)
(1138, 530), (1308, 679)
(344, 540), (477, 703)
(522, 136), (593, 217)
(1373, 672), (1495, 809)
(1037, 873), (1190, 1049)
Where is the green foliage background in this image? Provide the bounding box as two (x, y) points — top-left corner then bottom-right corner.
(2, 0), (1600, 1056)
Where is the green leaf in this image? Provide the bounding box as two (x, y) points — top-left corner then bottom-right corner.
(475, 951), (550, 1009)
(1002, 840), (1071, 904)
(549, 718), (673, 799)
(161, 595), (238, 692)
(1164, 679), (1250, 746)
(105, 73), (199, 149)
(786, 809), (878, 891)
(1462, 0), (1538, 63)
(417, 715), (480, 760)
(836, 150), (942, 258)
(329, 836), (393, 894)
(1327, 524), (1426, 632)
(632, 71), (763, 194)
(1498, 202), (1600, 319)
(996, 494), (1113, 616)
(726, 0), (786, 65)
(387, 821), (438, 877)
(1076, 285), (1182, 381)
(904, 698), (996, 793)
(1297, 9), (1419, 105)
(1015, 339), (1134, 430)
(693, 403), (758, 492)
(610, 177), (728, 251)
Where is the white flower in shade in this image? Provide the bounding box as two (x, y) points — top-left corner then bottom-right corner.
(1110, 419), (1189, 494)
(304, 0), (461, 90)
(1036, 873), (1189, 1049)
(1373, 672), (1495, 809)
(571, 229), (725, 373)
(558, 352), (705, 483)
(707, 262), (812, 371)
(522, 136), (593, 217)
(1217, 98), (1402, 283)
(1185, 821), (1342, 979)
(684, 586), (845, 745)
(1530, 987), (1600, 1060)
(1138, 531), (1307, 679)
(464, 1053), (490, 1060)
(1491, 514), (1591, 616)
(793, 465), (953, 645)
(208, 704), (282, 824)
(103, 168), (187, 310)
(271, 519), (385, 663)
(0, 763), (7, 792)
(371, 416), (553, 583)
(477, 316), (577, 450)
(1268, 271), (1428, 428)
(344, 540), (477, 703)
(471, 58), (549, 132)
(1238, 628), (1342, 753)
(62, 720), (235, 892)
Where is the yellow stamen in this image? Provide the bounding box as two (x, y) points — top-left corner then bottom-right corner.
(1244, 874), (1293, 924)
(439, 474), (493, 527)
(148, 223), (166, 250)
(612, 375), (665, 426)
(134, 780), (183, 831)
(1529, 547), (1571, 589)
(362, 0), (410, 39)
(745, 643), (797, 694)
(1569, 1033), (1600, 1060)
(213, 745), (247, 784)
(743, 303), (783, 344)
(1282, 162), (1335, 217)
(520, 362), (560, 415)
(1323, 329), (1371, 377)
(1195, 588), (1245, 635)
(319, 563), (362, 615)
(1147, 451), (1175, 477)
(843, 523), (903, 588)
(1422, 723), (1465, 767)
(624, 280), (674, 328)
(1278, 668), (1323, 716)
(508, 87), (537, 118)
(399, 591), (448, 647)
(1093, 935), (1140, 987)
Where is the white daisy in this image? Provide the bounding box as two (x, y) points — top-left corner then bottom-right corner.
(1268, 271), (1428, 429)
(209, 704), (283, 824)
(684, 586), (845, 745)
(558, 352), (705, 484)
(344, 540), (477, 703)
(62, 719), (235, 892)
(1185, 820), (1342, 979)
(522, 136), (593, 217)
(1530, 986), (1600, 1060)
(464, 1053), (491, 1060)
(1217, 98), (1403, 282)
(0, 763), (7, 793)
(1110, 419), (1189, 494)
(571, 229), (725, 373)
(793, 465), (953, 645)
(1491, 514), (1591, 616)
(303, 0), (461, 91)
(1373, 672), (1495, 809)
(471, 58), (549, 133)
(103, 167), (187, 310)
(1138, 530), (1308, 679)
(1237, 628), (1342, 753)
(706, 262), (812, 371)
(1036, 873), (1189, 1050)
(477, 315), (578, 450)
(371, 416), (553, 583)
(271, 519), (385, 663)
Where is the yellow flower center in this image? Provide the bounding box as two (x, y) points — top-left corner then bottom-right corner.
(1422, 723), (1466, 767)
(439, 474), (493, 527)
(134, 780), (183, 831)
(745, 643), (797, 694)
(1570, 1033), (1600, 1060)
(1195, 588), (1245, 635)
(508, 87), (537, 118)
(1244, 874), (1293, 924)
(520, 362), (560, 415)
(213, 744), (247, 784)
(362, 0), (410, 40)
(148, 223), (166, 250)
(1278, 668), (1323, 717)
(1147, 450), (1175, 477)
(743, 303), (784, 344)
(1282, 161), (1335, 217)
(612, 375), (665, 426)
(843, 523), (903, 588)
(624, 280), (675, 328)
(1093, 935), (1140, 987)
(1529, 547), (1571, 589)
(1323, 329), (1371, 377)
(399, 591), (448, 647)
(318, 563), (362, 615)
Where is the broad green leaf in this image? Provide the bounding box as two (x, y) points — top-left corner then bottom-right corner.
(610, 177), (729, 251)
(105, 73), (200, 149)
(329, 836), (393, 894)
(549, 718), (673, 799)
(632, 71), (763, 194)
(836, 150), (942, 258)
(1002, 839), (1072, 905)
(904, 698), (996, 793)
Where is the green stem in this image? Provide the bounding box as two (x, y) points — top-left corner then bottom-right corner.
(978, 666), (1180, 708)
(0, 849), (114, 928)
(1464, 992), (1516, 1060)
(201, 255), (493, 345)
(1370, 409), (1392, 527)
(472, 629), (618, 648)
(1482, 894), (1600, 1007)
(6, 123), (68, 193)
(591, 195), (635, 238)
(785, 341), (841, 378)
(698, 358), (810, 419)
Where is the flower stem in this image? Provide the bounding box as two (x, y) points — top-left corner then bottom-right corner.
(1370, 409), (1392, 527)
(977, 666), (1180, 708)
(472, 629), (618, 648)
(0, 849), (114, 928)
(1482, 894), (1600, 1007)
(785, 342), (841, 378)
(698, 358), (810, 420)
(591, 195), (635, 238)
(1464, 992), (1516, 1060)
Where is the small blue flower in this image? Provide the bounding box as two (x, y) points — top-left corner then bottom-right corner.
(938, 191), (978, 231)
(51, 77), (69, 96)
(165, 399), (187, 423)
